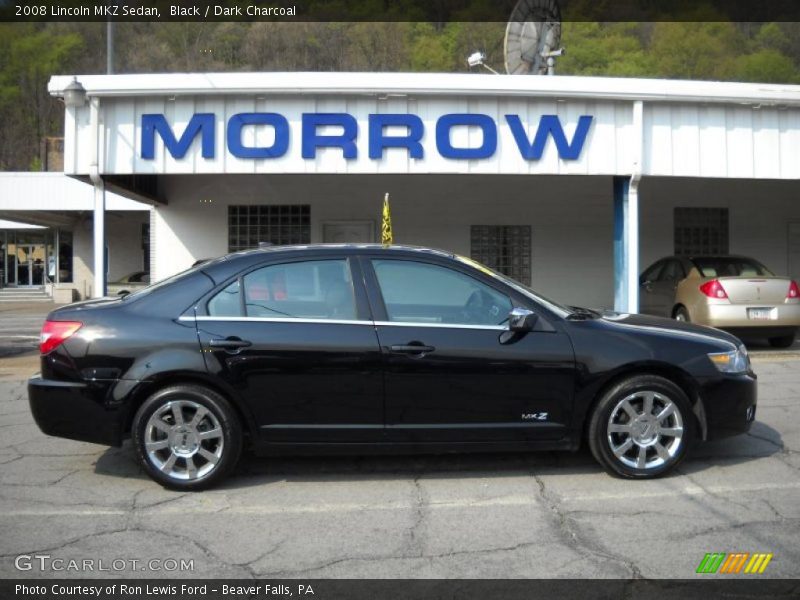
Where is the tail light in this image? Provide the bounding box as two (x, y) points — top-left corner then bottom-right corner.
(40, 320), (82, 354)
(699, 279), (729, 299)
(788, 281), (800, 299)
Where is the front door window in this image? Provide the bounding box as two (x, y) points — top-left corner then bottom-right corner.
(371, 259), (512, 326)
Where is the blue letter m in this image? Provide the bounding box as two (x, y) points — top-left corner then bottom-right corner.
(505, 114), (593, 161)
(141, 113), (215, 159)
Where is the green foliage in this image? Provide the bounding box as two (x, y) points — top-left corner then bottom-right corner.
(559, 22), (654, 77)
(0, 23), (83, 169)
(733, 49), (799, 84)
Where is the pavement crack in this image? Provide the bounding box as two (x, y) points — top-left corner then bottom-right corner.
(746, 431), (795, 454)
(235, 540), (285, 578)
(531, 470), (642, 579)
(675, 467), (755, 511)
(134, 491), (189, 512)
(763, 499), (787, 520)
(674, 517), (800, 541)
(256, 539), (545, 578)
(404, 472), (428, 558)
(0, 527), (130, 559)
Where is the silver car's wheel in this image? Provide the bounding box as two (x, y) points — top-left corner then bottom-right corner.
(607, 391), (684, 470)
(588, 375), (695, 479)
(144, 400), (224, 481)
(133, 385), (242, 490)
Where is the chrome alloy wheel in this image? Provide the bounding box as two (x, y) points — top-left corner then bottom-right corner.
(607, 391), (684, 470)
(144, 400), (224, 481)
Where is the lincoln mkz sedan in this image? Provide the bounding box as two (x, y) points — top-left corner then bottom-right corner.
(29, 245), (757, 489)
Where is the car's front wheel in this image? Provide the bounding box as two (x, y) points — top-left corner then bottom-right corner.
(132, 384), (242, 490)
(588, 375), (695, 479)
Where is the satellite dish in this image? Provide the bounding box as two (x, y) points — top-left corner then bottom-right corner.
(504, 0), (563, 75)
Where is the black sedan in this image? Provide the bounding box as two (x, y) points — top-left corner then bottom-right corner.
(29, 245), (757, 490)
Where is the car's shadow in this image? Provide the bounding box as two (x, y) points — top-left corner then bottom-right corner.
(94, 421), (784, 489)
(741, 336), (800, 352)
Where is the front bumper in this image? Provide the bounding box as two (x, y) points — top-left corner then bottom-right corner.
(28, 375), (125, 446)
(698, 371), (757, 440)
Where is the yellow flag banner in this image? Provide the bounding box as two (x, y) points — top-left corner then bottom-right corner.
(381, 193), (393, 245)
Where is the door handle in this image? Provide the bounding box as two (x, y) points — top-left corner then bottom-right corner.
(390, 344), (435, 354)
(209, 337), (252, 349)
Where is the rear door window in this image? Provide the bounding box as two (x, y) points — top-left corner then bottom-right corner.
(207, 259), (357, 320)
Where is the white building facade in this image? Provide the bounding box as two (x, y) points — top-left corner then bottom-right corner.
(31, 72), (800, 309)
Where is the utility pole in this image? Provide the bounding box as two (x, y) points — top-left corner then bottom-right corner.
(106, 20), (114, 74)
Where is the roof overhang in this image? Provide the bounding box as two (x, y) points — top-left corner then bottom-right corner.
(49, 71), (800, 108)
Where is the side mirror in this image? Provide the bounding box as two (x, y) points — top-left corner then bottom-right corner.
(508, 307), (537, 332)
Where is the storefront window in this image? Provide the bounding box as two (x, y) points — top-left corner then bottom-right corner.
(470, 225), (532, 286)
(59, 230), (73, 283)
(228, 205), (311, 252)
(674, 207), (729, 256)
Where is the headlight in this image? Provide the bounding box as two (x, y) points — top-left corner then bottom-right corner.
(708, 344), (750, 374)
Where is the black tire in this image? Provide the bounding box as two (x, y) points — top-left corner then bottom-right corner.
(132, 384), (242, 490)
(673, 306), (690, 322)
(588, 375), (695, 479)
(768, 334), (795, 349)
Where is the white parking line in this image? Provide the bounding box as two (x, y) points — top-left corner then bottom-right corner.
(0, 481), (798, 517)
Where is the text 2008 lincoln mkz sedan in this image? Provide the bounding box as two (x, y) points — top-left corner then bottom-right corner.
(29, 245), (756, 490)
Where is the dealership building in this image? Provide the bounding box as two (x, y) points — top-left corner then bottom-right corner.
(2, 71), (800, 311)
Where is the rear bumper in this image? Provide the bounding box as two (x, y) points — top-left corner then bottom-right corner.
(697, 302), (800, 331)
(699, 372), (757, 440)
(28, 375), (125, 446)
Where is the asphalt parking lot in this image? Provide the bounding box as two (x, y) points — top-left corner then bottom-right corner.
(0, 345), (799, 579)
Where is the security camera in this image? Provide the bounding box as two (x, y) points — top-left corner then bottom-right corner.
(467, 51), (487, 68)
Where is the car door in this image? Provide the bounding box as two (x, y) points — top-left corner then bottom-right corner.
(195, 255), (384, 443)
(362, 255), (575, 443)
(639, 259), (666, 315)
(653, 259), (685, 317)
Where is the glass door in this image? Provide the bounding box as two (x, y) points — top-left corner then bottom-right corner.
(16, 244), (46, 287)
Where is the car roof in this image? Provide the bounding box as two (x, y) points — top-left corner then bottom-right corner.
(655, 255), (759, 263)
(686, 255), (758, 261)
(197, 244), (459, 284)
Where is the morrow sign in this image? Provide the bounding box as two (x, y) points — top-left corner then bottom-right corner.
(141, 112), (594, 161)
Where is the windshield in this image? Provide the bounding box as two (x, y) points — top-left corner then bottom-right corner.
(454, 255), (572, 318)
(692, 257), (774, 278)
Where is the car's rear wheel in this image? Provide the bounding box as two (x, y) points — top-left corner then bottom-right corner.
(588, 375), (695, 479)
(768, 334), (796, 348)
(132, 384), (242, 490)
(673, 307), (690, 322)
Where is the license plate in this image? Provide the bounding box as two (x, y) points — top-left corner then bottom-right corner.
(748, 308), (775, 320)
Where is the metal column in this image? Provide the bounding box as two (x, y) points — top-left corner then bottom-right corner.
(613, 176), (640, 313)
(89, 96), (106, 298)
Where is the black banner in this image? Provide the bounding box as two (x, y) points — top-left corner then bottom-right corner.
(3, 579), (800, 600)
(4, 0), (800, 23)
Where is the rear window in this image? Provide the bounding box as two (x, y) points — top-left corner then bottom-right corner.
(692, 257), (774, 277)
